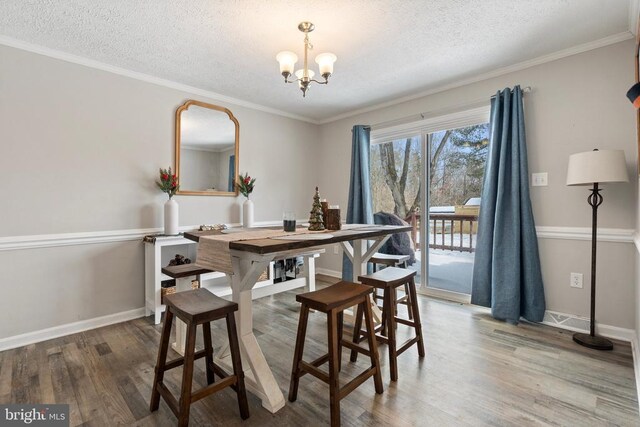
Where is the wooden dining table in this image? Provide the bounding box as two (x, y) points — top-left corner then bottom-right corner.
(184, 224), (412, 413)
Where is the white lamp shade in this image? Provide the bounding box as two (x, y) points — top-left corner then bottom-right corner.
(276, 51), (298, 74)
(315, 52), (337, 75)
(566, 149), (629, 186)
(295, 69), (315, 80)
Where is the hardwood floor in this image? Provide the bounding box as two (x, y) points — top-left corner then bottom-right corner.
(1, 276), (638, 426)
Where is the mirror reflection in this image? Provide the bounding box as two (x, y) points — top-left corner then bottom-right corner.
(176, 101), (239, 196)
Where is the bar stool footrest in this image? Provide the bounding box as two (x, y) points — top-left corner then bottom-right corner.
(210, 361), (247, 394)
(191, 376), (237, 403)
(397, 337), (420, 356)
(162, 349), (208, 372)
(395, 317), (418, 327)
(300, 361), (330, 383)
(339, 366), (378, 400)
(341, 339), (371, 358)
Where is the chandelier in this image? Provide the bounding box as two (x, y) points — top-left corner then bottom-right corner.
(276, 22), (337, 97)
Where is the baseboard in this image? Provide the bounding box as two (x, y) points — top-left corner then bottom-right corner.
(316, 268), (342, 278)
(631, 335), (640, 410)
(419, 287), (471, 304)
(542, 310), (636, 342)
(0, 307), (146, 352)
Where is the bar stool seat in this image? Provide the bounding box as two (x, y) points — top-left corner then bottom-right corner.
(352, 267), (425, 382)
(369, 253), (410, 268)
(368, 253), (413, 320)
(289, 281), (384, 427)
(150, 288), (249, 426)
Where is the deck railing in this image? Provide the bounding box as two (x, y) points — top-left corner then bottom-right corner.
(405, 212), (479, 253)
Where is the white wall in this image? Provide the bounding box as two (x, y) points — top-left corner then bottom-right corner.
(0, 44), (320, 339)
(316, 40), (638, 330)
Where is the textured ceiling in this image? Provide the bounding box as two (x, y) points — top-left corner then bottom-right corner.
(0, 1), (632, 122)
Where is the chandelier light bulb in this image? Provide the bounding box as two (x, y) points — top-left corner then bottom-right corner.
(276, 51), (298, 76)
(315, 53), (337, 78)
(295, 69), (315, 79)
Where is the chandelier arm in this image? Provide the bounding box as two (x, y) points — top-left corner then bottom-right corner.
(284, 78), (328, 86)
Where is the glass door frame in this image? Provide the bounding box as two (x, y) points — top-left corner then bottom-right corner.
(371, 105), (490, 304)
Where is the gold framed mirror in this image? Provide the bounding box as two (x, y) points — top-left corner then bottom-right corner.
(175, 100), (239, 196)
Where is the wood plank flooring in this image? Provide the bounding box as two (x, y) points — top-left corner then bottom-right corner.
(0, 276), (637, 426)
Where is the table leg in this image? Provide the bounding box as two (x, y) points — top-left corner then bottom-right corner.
(171, 277), (193, 355)
(340, 236), (390, 323)
(303, 254), (316, 293)
(213, 257), (286, 413)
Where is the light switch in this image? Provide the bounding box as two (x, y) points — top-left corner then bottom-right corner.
(531, 172), (548, 187)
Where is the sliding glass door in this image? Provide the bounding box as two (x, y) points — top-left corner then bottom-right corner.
(426, 124), (489, 296)
(370, 107), (490, 301)
(370, 135), (423, 285)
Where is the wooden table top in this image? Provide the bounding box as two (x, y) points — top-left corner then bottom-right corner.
(184, 225), (411, 255)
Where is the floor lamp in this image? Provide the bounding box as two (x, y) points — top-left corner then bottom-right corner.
(566, 149), (628, 350)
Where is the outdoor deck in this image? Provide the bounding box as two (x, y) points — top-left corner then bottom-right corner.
(405, 212), (478, 295)
(410, 249), (474, 295)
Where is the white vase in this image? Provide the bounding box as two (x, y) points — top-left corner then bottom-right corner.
(243, 198), (254, 228)
(164, 198), (179, 235)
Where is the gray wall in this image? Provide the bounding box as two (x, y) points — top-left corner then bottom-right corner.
(1, 39), (637, 340)
(0, 44), (320, 338)
(315, 40), (638, 329)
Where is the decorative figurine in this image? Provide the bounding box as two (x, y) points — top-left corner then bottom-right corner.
(308, 186), (326, 231)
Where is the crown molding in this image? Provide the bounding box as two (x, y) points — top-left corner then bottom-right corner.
(0, 28), (634, 127)
(0, 35), (319, 125)
(318, 32), (634, 124)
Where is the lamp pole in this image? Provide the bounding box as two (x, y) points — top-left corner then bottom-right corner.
(572, 181), (613, 350)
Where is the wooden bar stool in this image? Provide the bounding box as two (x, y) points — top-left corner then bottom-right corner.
(351, 267), (425, 382)
(368, 253), (413, 320)
(369, 253), (410, 271)
(289, 281), (384, 427)
(161, 264), (215, 354)
(150, 288), (249, 426)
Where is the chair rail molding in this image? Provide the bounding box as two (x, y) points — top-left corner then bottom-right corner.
(535, 226), (635, 243)
(634, 231), (640, 253)
(0, 221), (289, 251)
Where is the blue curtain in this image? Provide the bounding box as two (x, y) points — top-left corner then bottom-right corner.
(471, 86), (546, 323)
(228, 155), (235, 192)
(342, 125), (374, 281)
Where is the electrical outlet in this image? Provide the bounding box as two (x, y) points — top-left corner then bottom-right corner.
(333, 244), (339, 255)
(532, 172), (548, 186)
(570, 272), (583, 288)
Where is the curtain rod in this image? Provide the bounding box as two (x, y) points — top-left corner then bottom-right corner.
(490, 85), (532, 99)
(371, 86), (532, 130)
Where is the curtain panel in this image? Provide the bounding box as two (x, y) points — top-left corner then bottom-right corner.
(342, 125), (374, 281)
(471, 86), (546, 323)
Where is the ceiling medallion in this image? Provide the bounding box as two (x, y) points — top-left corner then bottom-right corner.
(276, 22), (337, 97)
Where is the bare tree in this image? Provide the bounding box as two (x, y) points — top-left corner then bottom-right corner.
(379, 138), (412, 217)
(372, 124), (488, 218)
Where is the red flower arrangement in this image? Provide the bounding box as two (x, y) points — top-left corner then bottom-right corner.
(236, 172), (256, 198)
(157, 167), (179, 199)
